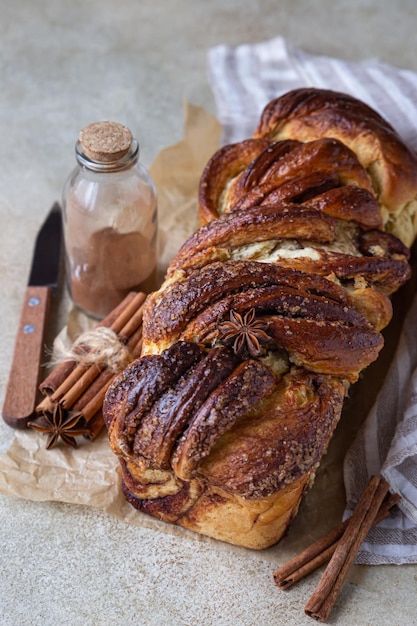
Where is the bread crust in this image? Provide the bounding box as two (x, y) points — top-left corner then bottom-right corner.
(104, 88), (417, 549)
(253, 88), (417, 245)
(107, 365), (346, 549)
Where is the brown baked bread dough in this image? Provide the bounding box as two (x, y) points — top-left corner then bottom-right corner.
(252, 88), (417, 246)
(103, 88), (417, 549)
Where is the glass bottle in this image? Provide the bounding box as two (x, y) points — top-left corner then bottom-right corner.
(62, 121), (158, 319)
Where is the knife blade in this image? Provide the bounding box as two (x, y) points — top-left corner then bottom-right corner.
(2, 203), (62, 428)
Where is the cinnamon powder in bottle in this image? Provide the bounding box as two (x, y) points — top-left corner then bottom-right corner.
(62, 121), (158, 319)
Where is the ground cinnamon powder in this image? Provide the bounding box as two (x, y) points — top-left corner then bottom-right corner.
(63, 121), (158, 319)
(67, 225), (157, 319)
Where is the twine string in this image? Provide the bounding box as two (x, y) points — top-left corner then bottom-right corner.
(53, 327), (133, 373)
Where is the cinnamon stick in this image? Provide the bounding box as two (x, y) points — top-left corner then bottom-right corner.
(107, 290), (146, 335)
(84, 409), (106, 440)
(39, 291), (140, 396)
(60, 363), (106, 408)
(50, 290), (146, 404)
(71, 325), (143, 416)
(117, 299), (146, 340)
(58, 322), (143, 441)
(36, 395), (55, 415)
(59, 301), (145, 409)
(81, 334), (143, 422)
(39, 360), (76, 396)
(273, 490), (400, 590)
(33, 291), (147, 446)
(70, 333), (143, 441)
(72, 369), (114, 414)
(304, 475), (389, 622)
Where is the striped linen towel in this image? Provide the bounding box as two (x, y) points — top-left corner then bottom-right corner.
(344, 294), (417, 564)
(207, 36), (417, 564)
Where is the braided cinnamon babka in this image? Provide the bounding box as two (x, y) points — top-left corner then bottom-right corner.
(103, 88), (417, 549)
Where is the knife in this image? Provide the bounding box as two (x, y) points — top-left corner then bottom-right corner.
(2, 203), (62, 428)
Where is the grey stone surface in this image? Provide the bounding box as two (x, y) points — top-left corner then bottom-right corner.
(1, 2), (417, 624)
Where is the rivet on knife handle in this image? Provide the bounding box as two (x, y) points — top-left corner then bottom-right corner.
(2, 286), (51, 428)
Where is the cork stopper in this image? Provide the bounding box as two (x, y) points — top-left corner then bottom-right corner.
(79, 121), (133, 163)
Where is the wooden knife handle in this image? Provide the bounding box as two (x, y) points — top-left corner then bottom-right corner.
(2, 286), (52, 428)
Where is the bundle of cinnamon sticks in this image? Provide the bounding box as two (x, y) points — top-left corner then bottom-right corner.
(30, 291), (147, 447)
(273, 475), (399, 622)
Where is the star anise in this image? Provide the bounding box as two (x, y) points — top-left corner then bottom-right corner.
(28, 404), (90, 449)
(217, 308), (272, 357)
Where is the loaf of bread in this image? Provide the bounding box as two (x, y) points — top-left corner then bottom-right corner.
(103, 88), (417, 549)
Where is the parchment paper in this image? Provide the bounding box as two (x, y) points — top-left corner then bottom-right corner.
(0, 101), (410, 560)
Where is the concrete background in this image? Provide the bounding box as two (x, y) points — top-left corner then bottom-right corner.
(1, 2), (417, 624)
